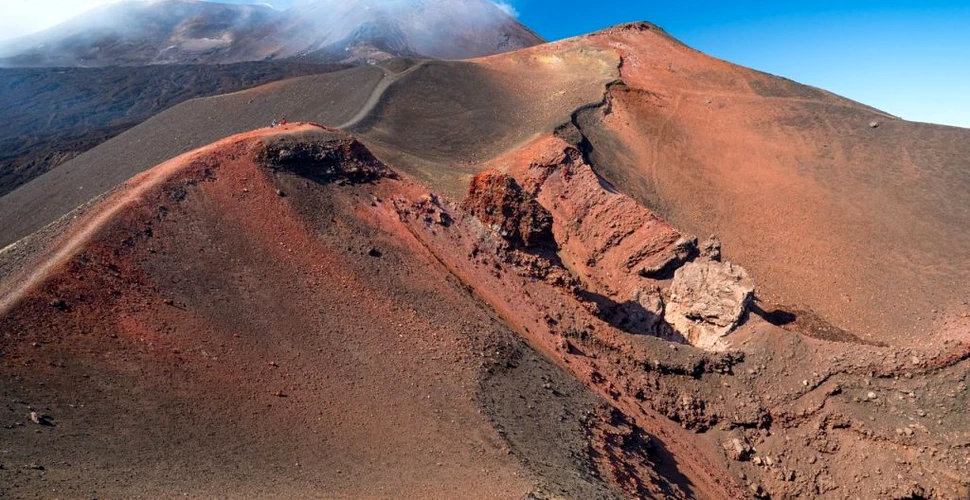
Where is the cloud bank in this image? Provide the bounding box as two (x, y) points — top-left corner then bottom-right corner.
(0, 0), (111, 41)
(491, 1), (518, 17)
(0, 0), (519, 42)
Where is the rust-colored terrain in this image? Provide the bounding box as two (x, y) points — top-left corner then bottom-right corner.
(2, 23), (970, 499)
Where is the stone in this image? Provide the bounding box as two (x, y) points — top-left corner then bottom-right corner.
(664, 260), (755, 350)
(640, 237), (698, 279)
(700, 235), (722, 261)
(750, 483), (766, 498)
(461, 169), (553, 248)
(605, 287), (667, 336)
(28, 411), (51, 426)
(723, 438), (754, 461)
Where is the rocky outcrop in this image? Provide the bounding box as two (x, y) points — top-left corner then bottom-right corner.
(665, 260), (755, 350)
(257, 131), (394, 185)
(467, 139), (760, 349)
(639, 236), (699, 279)
(511, 144), (690, 296)
(461, 169), (553, 248)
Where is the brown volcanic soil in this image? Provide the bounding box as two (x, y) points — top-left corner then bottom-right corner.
(3, 122), (970, 499)
(7, 24), (969, 346)
(353, 46), (618, 195)
(0, 52), (615, 248)
(571, 23), (970, 345)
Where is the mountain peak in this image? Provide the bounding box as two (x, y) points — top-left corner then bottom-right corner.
(0, 0), (542, 67)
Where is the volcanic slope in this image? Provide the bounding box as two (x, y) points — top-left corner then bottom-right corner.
(0, 63), (387, 248)
(0, 125), (643, 498)
(0, 52), (616, 248)
(569, 24), (970, 346)
(7, 22), (970, 348)
(0, 61), (344, 197)
(5, 122), (970, 499)
(3, 22), (970, 499)
(0, 0), (542, 67)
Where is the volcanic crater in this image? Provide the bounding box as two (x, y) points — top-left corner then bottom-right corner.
(1, 20), (970, 500)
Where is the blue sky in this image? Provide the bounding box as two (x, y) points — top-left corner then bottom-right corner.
(2, 0), (967, 128)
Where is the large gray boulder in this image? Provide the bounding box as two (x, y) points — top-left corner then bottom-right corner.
(665, 260), (755, 350)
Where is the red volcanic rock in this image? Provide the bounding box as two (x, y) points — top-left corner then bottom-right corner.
(461, 169), (553, 248)
(485, 138), (696, 340)
(510, 143), (690, 293)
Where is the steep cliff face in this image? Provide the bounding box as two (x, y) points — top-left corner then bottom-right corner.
(463, 136), (756, 348)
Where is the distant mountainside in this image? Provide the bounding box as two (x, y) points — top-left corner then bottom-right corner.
(0, 0), (544, 67)
(0, 61), (344, 196)
(0, 0), (542, 194)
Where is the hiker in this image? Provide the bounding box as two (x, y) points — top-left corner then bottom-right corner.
(280, 116), (288, 126)
(271, 119), (278, 128)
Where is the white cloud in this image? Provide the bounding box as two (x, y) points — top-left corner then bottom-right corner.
(490, 1), (518, 17)
(0, 0), (521, 43)
(0, 0), (118, 41)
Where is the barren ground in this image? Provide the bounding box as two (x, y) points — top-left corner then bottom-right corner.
(2, 23), (970, 500)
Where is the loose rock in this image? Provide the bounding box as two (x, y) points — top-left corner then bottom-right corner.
(700, 235), (722, 261)
(723, 438), (754, 461)
(664, 260), (755, 350)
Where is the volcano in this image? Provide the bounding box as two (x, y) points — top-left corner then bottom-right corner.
(1, 16), (970, 500)
(0, 0), (542, 67)
(0, 0), (541, 207)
